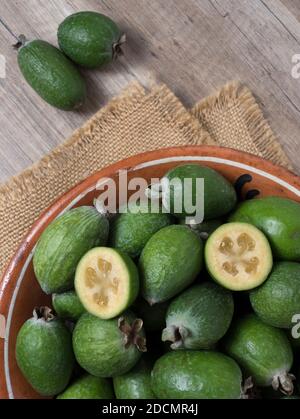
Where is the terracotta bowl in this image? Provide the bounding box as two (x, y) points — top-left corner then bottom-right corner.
(1, 145), (300, 399)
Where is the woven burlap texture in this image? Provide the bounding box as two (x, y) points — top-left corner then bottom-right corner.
(192, 81), (292, 170)
(0, 80), (292, 276)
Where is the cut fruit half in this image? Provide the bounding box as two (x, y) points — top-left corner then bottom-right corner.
(75, 247), (139, 319)
(205, 222), (273, 291)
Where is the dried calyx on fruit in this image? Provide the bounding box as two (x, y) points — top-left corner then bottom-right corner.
(118, 317), (147, 352)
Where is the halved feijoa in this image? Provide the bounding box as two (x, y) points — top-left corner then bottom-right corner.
(75, 247), (139, 320)
(250, 262), (300, 329)
(162, 282), (234, 350)
(205, 222), (273, 291)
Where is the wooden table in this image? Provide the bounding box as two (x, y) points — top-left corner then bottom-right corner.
(1, 0), (300, 182)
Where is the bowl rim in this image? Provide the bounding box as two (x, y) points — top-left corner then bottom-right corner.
(1, 144), (300, 399)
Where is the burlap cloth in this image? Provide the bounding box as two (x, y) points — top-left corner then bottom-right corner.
(0, 81), (292, 276)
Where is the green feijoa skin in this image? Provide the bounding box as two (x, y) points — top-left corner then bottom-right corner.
(139, 225), (203, 305)
(179, 218), (223, 240)
(109, 201), (173, 259)
(75, 247), (139, 320)
(287, 329), (300, 352)
(15, 307), (75, 397)
(230, 196), (300, 261)
(73, 311), (146, 377)
(151, 350), (242, 399)
(162, 164), (237, 220)
(205, 222), (273, 291)
(250, 262), (300, 329)
(224, 314), (294, 395)
(17, 39), (86, 110)
(133, 298), (169, 332)
(33, 206), (109, 294)
(162, 282), (234, 350)
(52, 291), (85, 321)
(113, 358), (156, 399)
(57, 374), (114, 399)
(58, 12), (125, 68)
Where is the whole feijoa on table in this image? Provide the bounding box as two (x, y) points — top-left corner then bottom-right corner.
(17, 39), (86, 110)
(162, 164), (237, 220)
(58, 11), (125, 68)
(72, 311), (146, 377)
(151, 350), (243, 399)
(250, 262), (300, 329)
(205, 222), (273, 291)
(224, 314), (294, 394)
(16, 307), (75, 396)
(33, 206), (109, 294)
(139, 225), (203, 305)
(57, 374), (114, 399)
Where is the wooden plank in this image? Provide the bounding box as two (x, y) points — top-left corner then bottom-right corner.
(1, 0), (300, 182)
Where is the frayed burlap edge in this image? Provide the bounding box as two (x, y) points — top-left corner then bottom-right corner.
(0, 81), (213, 207)
(192, 81), (293, 171)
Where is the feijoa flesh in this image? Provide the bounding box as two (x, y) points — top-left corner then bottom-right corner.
(205, 222), (273, 291)
(75, 247), (139, 320)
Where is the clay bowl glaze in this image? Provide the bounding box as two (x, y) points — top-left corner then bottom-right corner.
(1, 145), (300, 399)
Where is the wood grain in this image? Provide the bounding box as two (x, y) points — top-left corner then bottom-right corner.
(1, 0), (300, 182)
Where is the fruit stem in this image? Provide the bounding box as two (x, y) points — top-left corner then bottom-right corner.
(162, 325), (189, 349)
(272, 372), (295, 395)
(33, 306), (55, 322)
(113, 33), (126, 59)
(13, 34), (27, 50)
